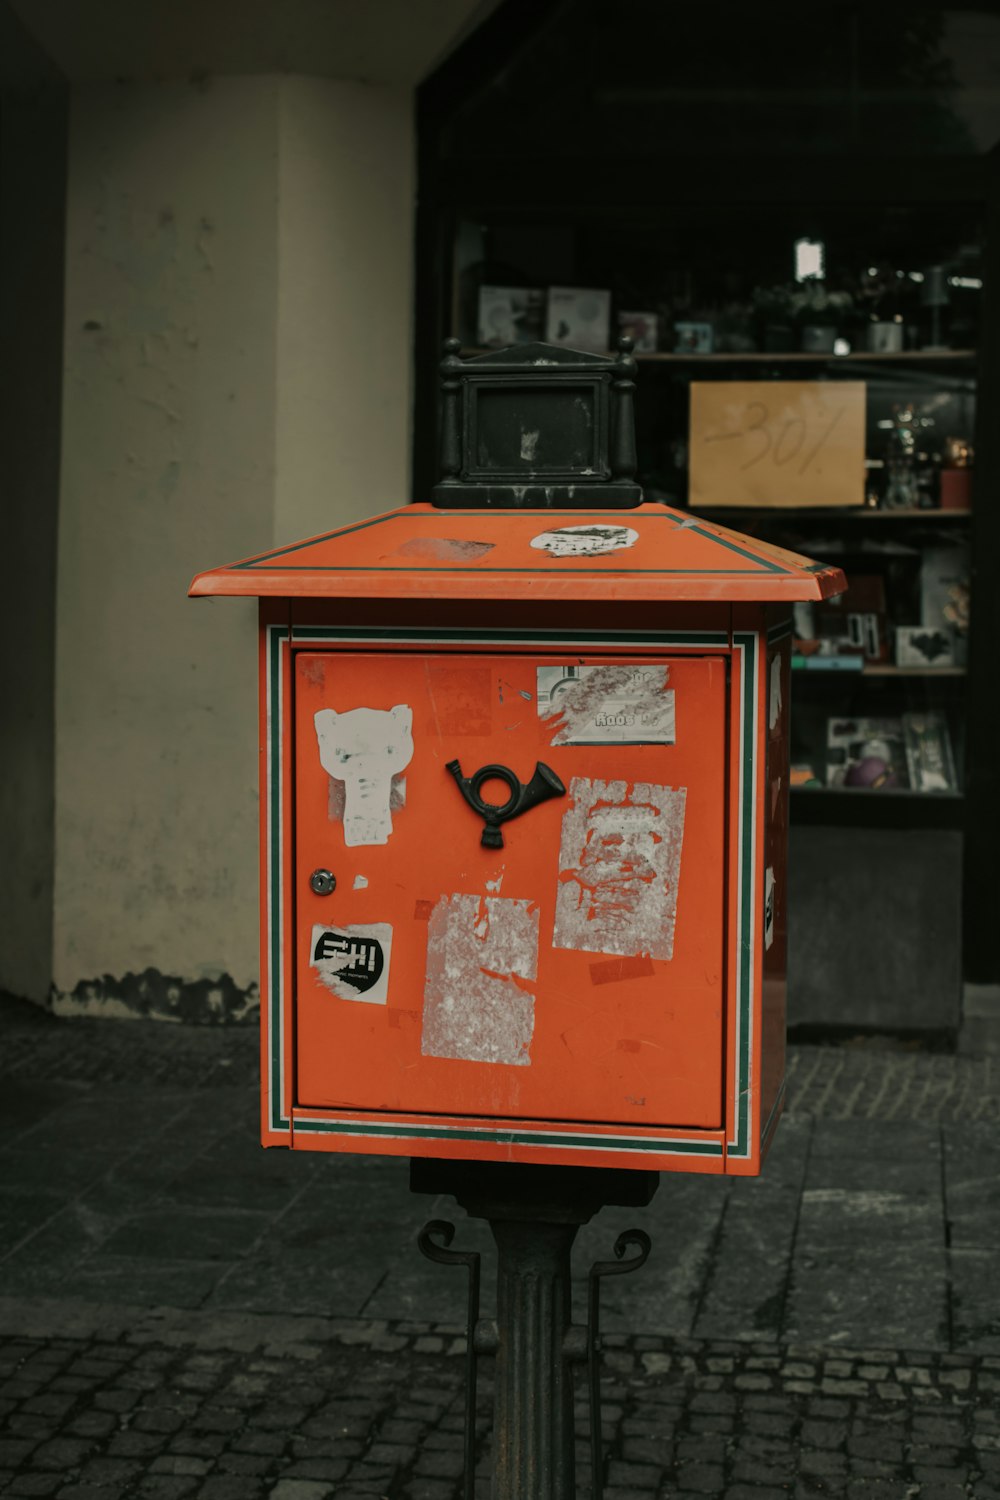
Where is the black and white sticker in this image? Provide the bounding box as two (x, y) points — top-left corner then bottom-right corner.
(311, 923), (392, 1004)
(529, 524), (639, 558)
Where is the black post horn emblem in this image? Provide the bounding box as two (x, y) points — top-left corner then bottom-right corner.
(446, 759), (566, 848)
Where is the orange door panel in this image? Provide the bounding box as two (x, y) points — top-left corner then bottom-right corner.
(293, 652), (727, 1128)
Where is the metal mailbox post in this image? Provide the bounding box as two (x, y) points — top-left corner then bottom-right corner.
(190, 339), (845, 1500)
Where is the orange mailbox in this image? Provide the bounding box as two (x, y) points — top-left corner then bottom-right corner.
(190, 340), (845, 1179)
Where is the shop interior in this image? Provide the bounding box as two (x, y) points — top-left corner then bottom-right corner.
(414, 0), (1000, 1035)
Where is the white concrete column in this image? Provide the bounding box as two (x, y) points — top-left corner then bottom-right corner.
(52, 71), (419, 1020)
(54, 78), (278, 1017)
(275, 76), (415, 540)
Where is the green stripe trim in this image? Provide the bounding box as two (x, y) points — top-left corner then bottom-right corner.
(728, 632), (758, 1158)
(245, 564), (791, 575)
(293, 1117), (724, 1154)
(291, 626), (729, 646)
(268, 625), (290, 1133)
(685, 524), (786, 572)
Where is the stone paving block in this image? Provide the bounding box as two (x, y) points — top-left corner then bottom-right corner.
(949, 1247), (1000, 1353)
(577, 1173), (730, 1336)
(269, 1482), (337, 1500)
(0, 1078), (83, 1145)
(68, 1256), (227, 1310)
(695, 1121), (811, 1341)
(786, 1242), (949, 1351)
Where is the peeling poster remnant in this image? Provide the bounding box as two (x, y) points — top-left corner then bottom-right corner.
(394, 536), (495, 563)
(553, 777), (687, 960)
(314, 705), (414, 847)
(538, 664), (675, 745)
(529, 524), (639, 558)
(421, 894), (538, 1066)
(311, 923), (392, 1004)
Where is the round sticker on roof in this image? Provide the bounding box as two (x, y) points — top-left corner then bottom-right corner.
(529, 524), (639, 558)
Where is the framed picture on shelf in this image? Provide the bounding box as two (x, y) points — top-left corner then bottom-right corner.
(545, 287), (611, 354)
(477, 286), (545, 348)
(895, 625), (956, 668)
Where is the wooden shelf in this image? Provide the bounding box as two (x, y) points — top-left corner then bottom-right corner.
(792, 663), (967, 679)
(862, 664), (966, 678)
(636, 348), (976, 364)
(692, 506), (971, 521)
(463, 347), (976, 364)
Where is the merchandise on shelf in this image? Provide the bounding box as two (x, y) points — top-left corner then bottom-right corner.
(617, 310), (659, 353)
(920, 541), (970, 664)
(826, 716), (908, 790)
(904, 712), (959, 793)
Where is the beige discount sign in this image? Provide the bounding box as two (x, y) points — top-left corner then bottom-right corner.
(689, 380), (866, 508)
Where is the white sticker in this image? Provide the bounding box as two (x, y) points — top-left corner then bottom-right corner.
(769, 655), (783, 731)
(529, 524), (639, 558)
(764, 868), (776, 950)
(421, 894), (538, 1066)
(314, 705), (414, 847)
(353, 874), (369, 890)
(310, 923), (392, 1005)
(538, 664), (675, 745)
(553, 777), (686, 959)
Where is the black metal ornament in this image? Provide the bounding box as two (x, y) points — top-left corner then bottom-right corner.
(432, 336), (642, 509)
(446, 758), (566, 847)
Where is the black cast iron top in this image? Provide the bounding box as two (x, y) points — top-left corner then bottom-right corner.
(431, 337), (643, 510)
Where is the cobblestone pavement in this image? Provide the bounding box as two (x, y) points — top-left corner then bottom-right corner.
(2, 999), (1000, 1497)
(1, 1313), (998, 1499)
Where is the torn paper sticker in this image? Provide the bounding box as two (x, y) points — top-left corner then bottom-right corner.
(311, 923), (392, 1004)
(538, 664), (675, 745)
(553, 777), (686, 959)
(421, 894), (538, 1066)
(764, 867), (776, 950)
(529, 524), (638, 558)
(315, 704), (413, 847)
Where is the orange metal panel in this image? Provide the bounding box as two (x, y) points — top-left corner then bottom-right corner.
(190, 503), (846, 604)
(293, 649), (727, 1134)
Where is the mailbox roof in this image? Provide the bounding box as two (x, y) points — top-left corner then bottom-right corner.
(188, 502), (846, 603)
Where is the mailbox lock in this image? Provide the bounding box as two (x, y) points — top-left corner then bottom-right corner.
(309, 868), (337, 897)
